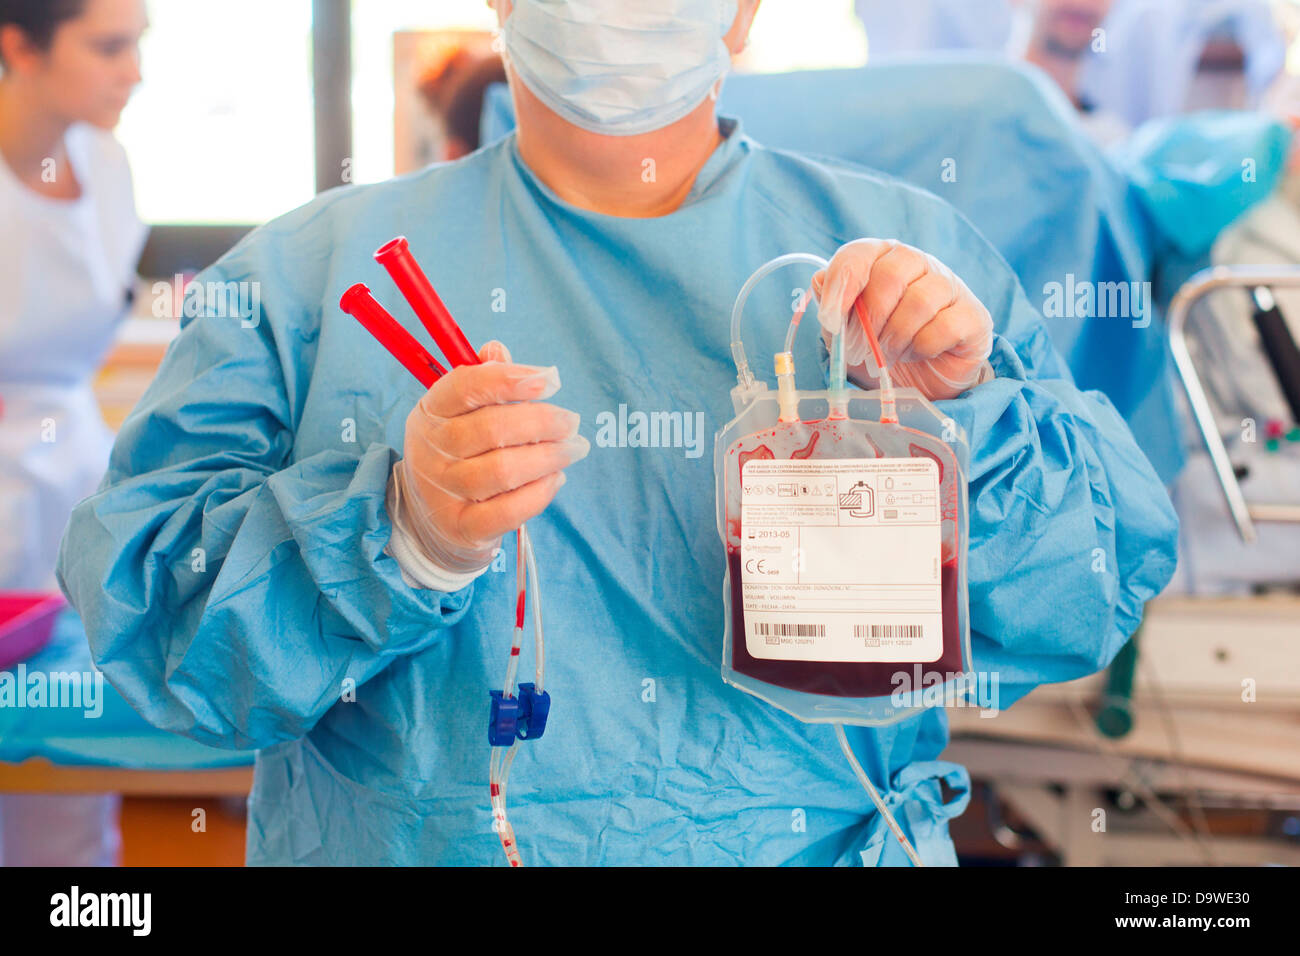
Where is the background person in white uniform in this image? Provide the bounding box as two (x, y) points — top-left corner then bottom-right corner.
(0, 0), (148, 867)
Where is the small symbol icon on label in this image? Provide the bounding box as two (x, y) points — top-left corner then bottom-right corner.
(838, 480), (875, 519)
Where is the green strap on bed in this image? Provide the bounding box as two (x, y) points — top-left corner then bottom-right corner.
(1096, 628), (1141, 739)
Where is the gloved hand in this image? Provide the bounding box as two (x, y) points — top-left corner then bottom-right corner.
(812, 238), (995, 400)
(389, 340), (590, 576)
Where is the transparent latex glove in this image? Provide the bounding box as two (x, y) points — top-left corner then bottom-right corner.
(390, 340), (590, 575)
(811, 238), (995, 400)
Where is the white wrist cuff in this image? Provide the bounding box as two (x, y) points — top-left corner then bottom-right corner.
(384, 467), (491, 592)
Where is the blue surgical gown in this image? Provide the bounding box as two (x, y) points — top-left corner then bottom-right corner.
(56, 118), (1178, 866)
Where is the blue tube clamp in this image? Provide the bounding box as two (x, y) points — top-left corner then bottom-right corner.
(515, 683), (551, 741)
(488, 690), (519, 747)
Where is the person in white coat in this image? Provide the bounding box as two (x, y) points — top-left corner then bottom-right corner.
(0, 0), (148, 867)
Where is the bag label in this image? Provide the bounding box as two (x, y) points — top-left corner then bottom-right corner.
(739, 457), (942, 663)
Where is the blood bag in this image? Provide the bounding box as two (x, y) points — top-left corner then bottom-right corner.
(715, 257), (973, 727)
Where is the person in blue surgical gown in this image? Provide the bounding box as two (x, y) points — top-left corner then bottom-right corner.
(56, 0), (1179, 866)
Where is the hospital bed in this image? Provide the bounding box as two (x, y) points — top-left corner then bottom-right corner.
(947, 593), (1300, 866)
(950, 263), (1300, 866)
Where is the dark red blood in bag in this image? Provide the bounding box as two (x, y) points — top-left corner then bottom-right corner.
(728, 430), (960, 699)
(729, 552), (960, 698)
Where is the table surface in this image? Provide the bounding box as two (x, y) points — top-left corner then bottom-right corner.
(0, 608), (256, 773)
(0, 759), (253, 796)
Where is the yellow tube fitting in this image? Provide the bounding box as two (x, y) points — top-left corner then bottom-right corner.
(775, 352), (799, 422)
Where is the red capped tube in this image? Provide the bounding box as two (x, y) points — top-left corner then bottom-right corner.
(339, 283), (447, 388)
(374, 237), (480, 369)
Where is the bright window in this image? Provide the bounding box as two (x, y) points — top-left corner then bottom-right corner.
(116, 0), (315, 224)
(116, 1), (872, 213)
(743, 0), (867, 74)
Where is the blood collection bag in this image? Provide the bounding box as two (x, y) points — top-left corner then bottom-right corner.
(716, 259), (974, 727)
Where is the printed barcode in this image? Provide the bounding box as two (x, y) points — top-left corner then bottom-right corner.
(854, 624), (924, 639)
(754, 622), (826, 639)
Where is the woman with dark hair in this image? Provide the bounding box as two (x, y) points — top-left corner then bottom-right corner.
(0, 0), (148, 867)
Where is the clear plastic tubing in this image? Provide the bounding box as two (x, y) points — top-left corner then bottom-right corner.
(729, 253), (845, 395)
(783, 286), (815, 356)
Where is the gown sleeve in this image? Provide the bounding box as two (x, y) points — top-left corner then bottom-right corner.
(56, 226), (476, 751)
(946, 296), (1178, 708)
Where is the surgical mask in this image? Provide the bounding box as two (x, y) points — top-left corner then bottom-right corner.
(499, 0), (739, 136)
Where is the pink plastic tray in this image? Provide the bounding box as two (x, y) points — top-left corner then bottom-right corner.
(0, 592), (67, 669)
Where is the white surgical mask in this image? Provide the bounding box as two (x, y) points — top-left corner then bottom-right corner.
(500, 0), (739, 136)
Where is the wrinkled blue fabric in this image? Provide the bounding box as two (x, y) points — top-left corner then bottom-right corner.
(57, 117), (1177, 865)
(485, 59), (1184, 480)
(1114, 110), (1292, 259)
